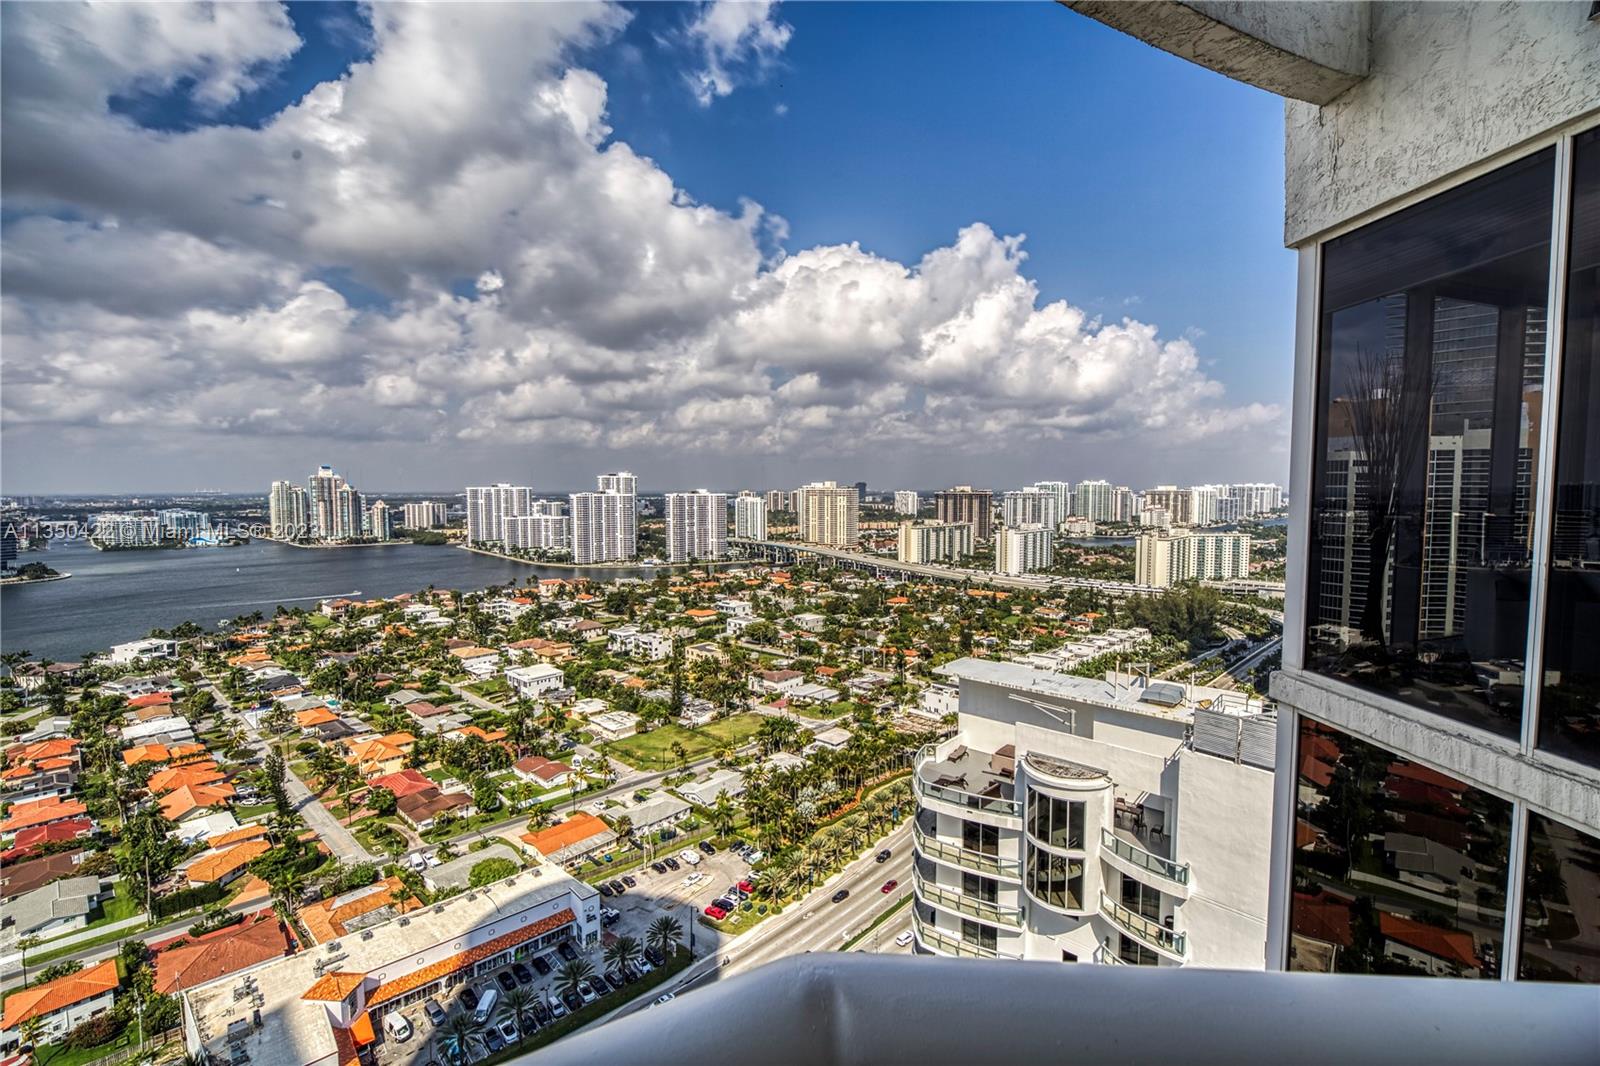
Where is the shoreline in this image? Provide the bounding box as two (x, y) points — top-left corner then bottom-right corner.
(0, 571), (72, 587)
(260, 536), (415, 551)
(456, 544), (730, 573)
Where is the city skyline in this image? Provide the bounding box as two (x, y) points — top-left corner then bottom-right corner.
(0, 2), (1291, 495)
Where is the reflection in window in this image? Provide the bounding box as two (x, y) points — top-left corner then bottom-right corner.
(1541, 127), (1600, 767)
(1025, 789), (1084, 850)
(1118, 934), (1157, 966)
(1025, 842), (1084, 911)
(1289, 719), (1511, 978)
(960, 919), (997, 951)
(1306, 150), (1553, 737)
(961, 818), (1000, 857)
(1518, 814), (1600, 983)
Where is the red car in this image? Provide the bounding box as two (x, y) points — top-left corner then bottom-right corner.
(704, 904), (728, 920)
(880, 880), (898, 893)
(737, 880), (754, 894)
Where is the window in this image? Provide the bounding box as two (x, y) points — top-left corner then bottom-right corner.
(1540, 127), (1600, 768)
(1118, 934), (1157, 966)
(1061, 950), (1078, 963)
(1025, 789), (1084, 850)
(961, 871), (998, 904)
(960, 919), (996, 952)
(1025, 842), (1084, 911)
(1289, 719), (1511, 978)
(1518, 813), (1600, 982)
(1306, 150), (1555, 738)
(961, 819), (999, 857)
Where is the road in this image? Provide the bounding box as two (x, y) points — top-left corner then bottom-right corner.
(210, 682), (377, 864)
(1208, 636), (1283, 691)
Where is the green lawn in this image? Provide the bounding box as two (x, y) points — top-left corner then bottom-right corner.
(465, 678), (510, 699)
(601, 713), (764, 770)
(305, 614), (335, 631)
(32, 1028), (139, 1066)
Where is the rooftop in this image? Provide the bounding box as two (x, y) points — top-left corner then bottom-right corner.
(936, 657), (1270, 725)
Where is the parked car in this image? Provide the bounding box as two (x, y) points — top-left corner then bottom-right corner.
(604, 971), (625, 992)
(875, 849), (892, 863)
(644, 947), (666, 967)
(584, 976), (609, 998)
(531, 954), (553, 976)
(482, 1029), (504, 1054)
(557, 941), (578, 962)
(472, 988), (500, 1026)
(713, 896), (737, 910)
(651, 862), (667, 874)
(678, 848), (701, 866)
(831, 889), (850, 903)
(547, 995), (568, 1019)
(622, 875), (637, 887)
(664, 857), (680, 871)
(608, 879), (626, 895)
(881, 879), (898, 893)
(532, 1000), (552, 1026)
(497, 1019), (519, 1044)
(598, 883), (613, 897)
(894, 930), (915, 947)
(458, 986), (481, 1011)
(495, 971), (517, 994)
(561, 988), (584, 1012)
(423, 1000), (447, 1027)
(576, 982), (598, 1006)
(383, 1012), (412, 1043)
(511, 962), (534, 985)
(698, 840), (716, 855)
(704, 904), (728, 920)
(737, 879), (754, 893)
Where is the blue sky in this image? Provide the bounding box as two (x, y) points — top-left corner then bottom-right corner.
(2, 2), (1293, 493)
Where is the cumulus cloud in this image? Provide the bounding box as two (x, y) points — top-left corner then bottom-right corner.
(0, 1), (1282, 489)
(683, 0), (793, 105)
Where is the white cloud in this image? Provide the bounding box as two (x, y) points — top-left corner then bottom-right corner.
(0, 1), (1283, 489)
(683, 0), (793, 106)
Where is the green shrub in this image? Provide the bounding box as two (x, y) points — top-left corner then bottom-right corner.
(64, 1013), (125, 1050)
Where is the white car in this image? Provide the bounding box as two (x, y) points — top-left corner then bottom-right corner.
(894, 930), (915, 947)
(678, 849), (702, 866)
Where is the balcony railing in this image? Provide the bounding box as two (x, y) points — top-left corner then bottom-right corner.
(912, 822), (1022, 879)
(1101, 828), (1190, 887)
(1092, 944), (1126, 965)
(1100, 894), (1185, 959)
(913, 744), (1022, 819)
(912, 912), (1021, 960)
(913, 869), (1024, 927)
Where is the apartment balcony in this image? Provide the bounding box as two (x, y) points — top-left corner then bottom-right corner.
(911, 911), (1021, 960)
(1100, 827), (1192, 899)
(1100, 893), (1186, 961)
(913, 742), (1022, 827)
(911, 821), (1022, 880)
(912, 868), (1024, 928)
(1091, 943), (1127, 965)
(528, 953), (1599, 1066)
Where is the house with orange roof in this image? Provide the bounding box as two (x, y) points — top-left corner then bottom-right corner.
(521, 811), (617, 865)
(298, 877), (423, 945)
(344, 733), (415, 777)
(122, 742), (207, 767)
(4, 738), (80, 766)
(0, 796), (89, 840)
(296, 706), (340, 730)
(160, 782), (237, 823)
(147, 760), (225, 794)
(185, 839), (271, 887)
(127, 692), (174, 710)
(152, 913), (294, 994)
(448, 724), (507, 744)
(448, 646), (501, 679)
(367, 769), (435, 799)
(206, 823), (270, 849)
(0, 957), (119, 1044)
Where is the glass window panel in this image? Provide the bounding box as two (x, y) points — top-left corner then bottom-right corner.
(1307, 149), (1554, 737)
(1289, 719), (1511, 978)
(1518, 813), (1600, 982)
(1541, 127), (1600, 767)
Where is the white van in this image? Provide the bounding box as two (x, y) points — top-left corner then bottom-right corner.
(472, 987), (499, 1025)
(678, 848), (701, 866)
(383, 1012), (413, 1042)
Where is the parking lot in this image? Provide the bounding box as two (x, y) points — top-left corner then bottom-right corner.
(369, 842), (755, 1065)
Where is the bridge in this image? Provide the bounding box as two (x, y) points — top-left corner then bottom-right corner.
(729, 538), (1163, 598)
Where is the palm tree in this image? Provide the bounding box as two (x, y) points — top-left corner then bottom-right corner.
(555, 958), (595, 998)
(604, 935), (643, 974)
(501, 987), (534, 1042)
(440, 1013), (482, 1066)
(646, 916), (683, 957)
(16, 934), (41, 985)
(710, 794), (736, 841)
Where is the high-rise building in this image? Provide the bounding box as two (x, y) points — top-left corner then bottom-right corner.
(503, 513), (570, 552)
(570, 473), (637, 564)
(1003, 489), (1061, 531)
(368, 500), (394, 542)
(1140, 486), (1191, 526)
(897, 521), (974, 564)
(995, 524), (1053, 576)
(465, 483), (534, 545)
(935, 486), (993, 542)
(1187, 485), (1222, 527)
(913, 658), (1274, 968)
(1134, 530), (1250, 588)
(157, 509), (212, 544)
(1032, 481), (1073, 525)
(734, 492), (767, 540)
(269, 480), (309, 540)
(764, 489), (793, 513)
(400, 501), (448, 530)
(1112, 486), (1137, 523)
(307, 465), (346, 540)
(665, 490), (728, 562)
(1072, 480), (1115, 523)
(796, 482), (859, 548)
(1225, 483), (1285, 517)
(854, 481), (868, 506)
(334, 483), (365, 541)
(894, 491), (921, 516)
(90, 512), (163, 547)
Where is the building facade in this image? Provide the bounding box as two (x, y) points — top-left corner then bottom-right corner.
(400, 501), (448, 530)
(465, 483), (533, 545)
(796, 481), (859, 548)
(1002, 489), (1061, 532)
(894, 490), (921, 516)
(1134, 530), (1252, 588)
(995, 524), (1052, 576)
(502, 513), (570, 552)
(898, 521), (974, 564)
(570, 474), (636, 564)
(734, 492), (767, 540)
(935, 486), (994, 542)
(665, 490), (728, 562)
(1072, 480), (1115, 523)
(913, 659), (1274, 969)
(1065, 0), (1600, 985)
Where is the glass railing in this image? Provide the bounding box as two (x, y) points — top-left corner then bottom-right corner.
(913, 744), (1022, 818)
(1101, 828), (1190, 886)
(1092, 944), (1127, 965)
(1100, 894), (1186, 958)
(912, 913), (1021, 960)
(913, 869), (1024, 927)
(912, 822), (1022, 878)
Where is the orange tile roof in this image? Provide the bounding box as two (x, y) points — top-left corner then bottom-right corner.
(299, 877), (422, 944)
(153, 915), (293, 994)
(160, 783), (236, 821)
(187, 839), (270, 884)
(521, 812), (612, 856)
(0, 796), (88, 834)
(296, 706), (339, 727)
(5, 739), (79, 762)
(365, 908), (575, 1008)
(127, 692), (173, 709)
(349, 1011), (376, 1047)
(148, 761), (223, 794)
(302, 972), (368, 1002)
(684, 608), (718, 619)
(207, 823), (270, 849)
(453, 725), (506, 742)
(1, 958), (119, 1030)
